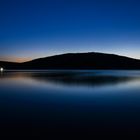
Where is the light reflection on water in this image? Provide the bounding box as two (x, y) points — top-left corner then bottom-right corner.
(1, 70), (140, 135)
(1, 70), (140, 88)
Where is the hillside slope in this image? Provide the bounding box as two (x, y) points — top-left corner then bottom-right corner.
(1, 52), (140, 69)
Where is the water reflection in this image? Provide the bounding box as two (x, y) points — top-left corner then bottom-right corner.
(1, 70), (140, 136)
(1, 70), (140, 88)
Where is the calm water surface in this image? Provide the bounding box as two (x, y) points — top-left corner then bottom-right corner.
(0, 70), (140, 136)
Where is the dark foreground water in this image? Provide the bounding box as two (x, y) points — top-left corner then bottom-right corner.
(0, 70), (140, 136)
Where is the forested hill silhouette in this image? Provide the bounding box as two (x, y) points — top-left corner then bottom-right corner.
(1, 52), (140, 70)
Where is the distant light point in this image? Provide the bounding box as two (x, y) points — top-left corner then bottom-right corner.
(0, 67), (4, 72)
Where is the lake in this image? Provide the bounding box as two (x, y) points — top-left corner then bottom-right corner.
(0, 70), (140, 136)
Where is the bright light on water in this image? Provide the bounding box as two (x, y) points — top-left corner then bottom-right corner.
(0, 67), (3, 72)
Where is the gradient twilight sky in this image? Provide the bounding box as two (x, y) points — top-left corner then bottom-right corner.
(0, 0), (140, 62)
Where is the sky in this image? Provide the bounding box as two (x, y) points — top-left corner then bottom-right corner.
(0, 0), (140, 62)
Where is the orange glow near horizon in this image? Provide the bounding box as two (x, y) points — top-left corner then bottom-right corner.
(0, 57), (32, 63)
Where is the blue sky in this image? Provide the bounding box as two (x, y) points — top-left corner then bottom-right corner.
(0, 0), (140, 62)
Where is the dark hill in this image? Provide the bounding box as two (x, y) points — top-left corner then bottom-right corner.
(0, 61), (19, 69)
(1, 52), (140, 70)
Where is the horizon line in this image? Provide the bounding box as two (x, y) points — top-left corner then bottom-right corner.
(0, 51), (140, 63)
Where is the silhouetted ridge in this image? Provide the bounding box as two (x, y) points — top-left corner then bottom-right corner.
(1, 52), (140, 69)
